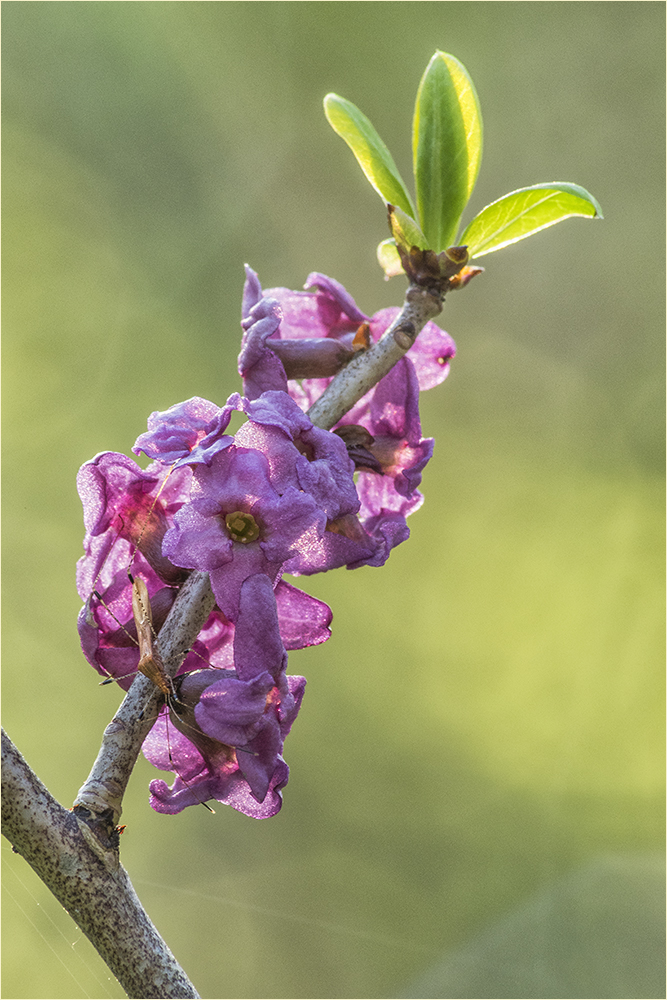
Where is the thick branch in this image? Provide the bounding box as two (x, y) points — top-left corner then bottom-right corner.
(1, 729), (200, 999)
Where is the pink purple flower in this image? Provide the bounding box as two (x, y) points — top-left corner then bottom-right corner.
(162, 443), (326, 622)
(234, 269), (455, 572)
(76, 444), (333, 687)
(257, 271), (456, 408)
(132, 395), (240, 467)
(144, 574), (305, 818)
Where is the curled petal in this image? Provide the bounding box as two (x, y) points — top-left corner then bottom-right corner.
(238, 297), (288, 400)
(263, 274), (367, 341)
(194, 671), (276, 747)
(242, 264), (264, 319)
(76, 451), (189, 584)
(77, 452), (156, 538)
(242, 390), (312, 439)
(303, 272), (369, 328)
(238, 394), (358, 521)
(148, 761), (289, 818)
(235, 718), (282, 802)
(132, 396), (235, 465)
(145, 704), (289, 818)
(284, 518), (377, 575)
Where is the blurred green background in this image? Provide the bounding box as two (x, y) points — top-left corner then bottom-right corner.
(2, 3), (664, 999)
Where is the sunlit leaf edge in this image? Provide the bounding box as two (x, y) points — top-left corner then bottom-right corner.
(324, 93), (415, 218)
(412, 51), (483, 252)
(438, 51), (483, 204)
(460, 182), (603, 258)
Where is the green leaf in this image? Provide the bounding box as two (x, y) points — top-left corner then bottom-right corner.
(413, 51), (483, 252)
(460, 183), (603, 258)
(388, 205), (429, 253)
(324, 93), (415, 218)
(376, 239), (403, 278)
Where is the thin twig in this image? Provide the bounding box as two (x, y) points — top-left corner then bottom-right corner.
(73, 571), (216, 830)
(307, 283), (443, 429)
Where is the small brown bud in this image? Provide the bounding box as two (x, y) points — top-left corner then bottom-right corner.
(393, 323), (415, 350)
(326, 513), (369, 544)
(448, 265), (484, 291)
(444, 245), (469, 264)
(352, 322), (372, 351)
(333, 425), (382, 474)
(333, 424), (375, 448)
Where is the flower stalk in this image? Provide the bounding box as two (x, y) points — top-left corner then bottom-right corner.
(73, 570), (216, 830)
(306, 282), (444, 430)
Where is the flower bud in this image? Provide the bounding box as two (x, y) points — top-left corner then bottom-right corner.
(268, 338), (355, 378)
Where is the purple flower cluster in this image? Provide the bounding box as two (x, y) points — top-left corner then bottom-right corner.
(239, 268), (455, 570)
(76, 268), (455, 817)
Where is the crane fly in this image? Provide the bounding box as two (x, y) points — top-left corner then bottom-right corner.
(130, 573), (178, 703)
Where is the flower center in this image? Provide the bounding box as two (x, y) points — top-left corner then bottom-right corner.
(225, 510), (260, 543)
